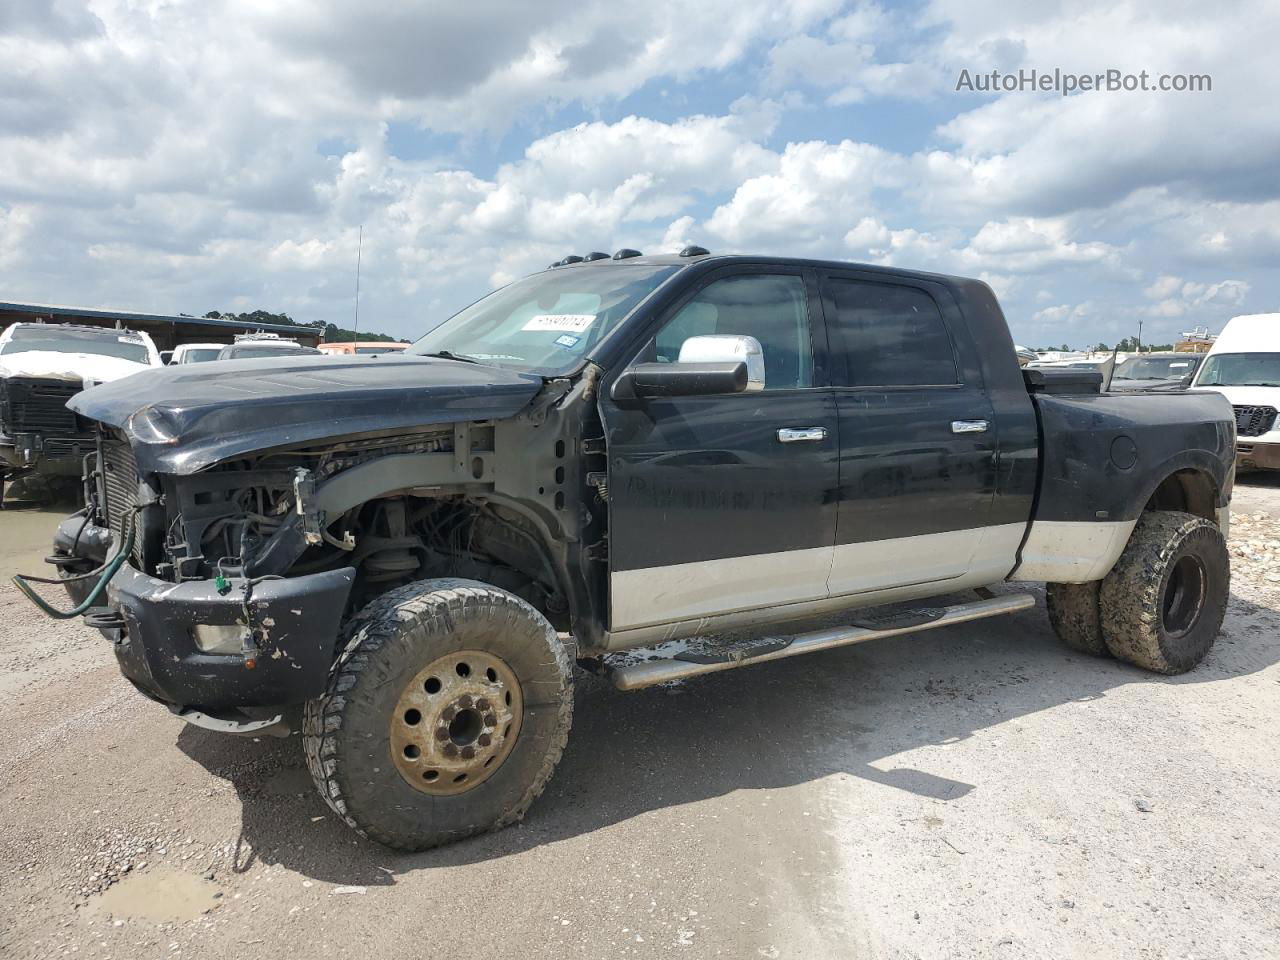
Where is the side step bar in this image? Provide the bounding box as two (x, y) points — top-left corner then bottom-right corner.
(609, 593), (1036, 691)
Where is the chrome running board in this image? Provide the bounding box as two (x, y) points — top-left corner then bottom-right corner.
(608, 593), (1036, 692)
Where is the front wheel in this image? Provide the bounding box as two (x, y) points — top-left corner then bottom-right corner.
(1099, 511), (1229, 675)
(303, 579), (573, 850)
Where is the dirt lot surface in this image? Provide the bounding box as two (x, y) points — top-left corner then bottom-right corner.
(1, 483), (1278, 959)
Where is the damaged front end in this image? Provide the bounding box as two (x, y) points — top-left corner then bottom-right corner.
(40, 408), (589, 733)
(45, 429), (371, 732)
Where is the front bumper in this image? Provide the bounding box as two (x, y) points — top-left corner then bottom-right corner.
(1236, 441), (1280, 471)
(52, 516), (355, 714)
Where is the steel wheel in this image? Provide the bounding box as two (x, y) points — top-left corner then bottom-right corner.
(389, 649), (524, 796)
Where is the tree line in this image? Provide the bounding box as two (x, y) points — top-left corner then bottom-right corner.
(1032, 337), (1175, 353)
(199, 309), (407, 343)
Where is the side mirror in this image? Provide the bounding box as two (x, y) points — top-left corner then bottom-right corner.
(616, 361), (749, 399)
(159, 351), (173, 365)
(677, 335), (765, 391)
(611, 334), (767, 400)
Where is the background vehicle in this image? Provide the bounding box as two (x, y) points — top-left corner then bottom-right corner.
(40, 251), (1235, 850)
(216, 337), (321, 360)
(169, 343), (226, 365)
(1110, 352), (1203, 391)
(1191, 312), (1280, 471)
(318, 341), (408, 356)
(0, 323), (159, 500)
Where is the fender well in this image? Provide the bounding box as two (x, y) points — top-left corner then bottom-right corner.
(1144, 468), (1219, 523)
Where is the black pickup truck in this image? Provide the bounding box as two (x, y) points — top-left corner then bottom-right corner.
(32, 250), (1236, 850)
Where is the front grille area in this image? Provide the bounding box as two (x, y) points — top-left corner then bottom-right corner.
(100, 439), (142, 564)
(42, 438), (94, 462)
(1234, 404), (1278, 438)
(3, 377), (84, 434)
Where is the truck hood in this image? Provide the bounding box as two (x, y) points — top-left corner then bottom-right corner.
(69, 354), (544, 475)
(1190, 384), (1280, 407)
(0, 350), (154, 385)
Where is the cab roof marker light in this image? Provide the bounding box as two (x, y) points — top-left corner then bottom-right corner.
(583, 252), (610, 261)
(679, 245), (711, 257)
(613, 248), (643, 260)
(560, 255), (585, 265)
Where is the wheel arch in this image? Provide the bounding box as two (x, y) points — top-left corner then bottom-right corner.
(1142, 465), (1222, 525)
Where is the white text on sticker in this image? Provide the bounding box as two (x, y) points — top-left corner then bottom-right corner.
(522, 314), (596, 333)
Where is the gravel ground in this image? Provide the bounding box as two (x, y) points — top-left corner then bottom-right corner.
(1, 485), (1278, 959)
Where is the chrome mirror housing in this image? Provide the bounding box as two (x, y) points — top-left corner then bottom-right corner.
(677, 335), (765, 392)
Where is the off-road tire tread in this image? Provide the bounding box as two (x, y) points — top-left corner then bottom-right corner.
(302, 578), (573, 851)
(1098, 510), (1229, 675)
(1045, 581), (1109, 656)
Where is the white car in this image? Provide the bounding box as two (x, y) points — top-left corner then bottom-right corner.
(1191, 312), (1280, 471)
(169, 342), (226, 364)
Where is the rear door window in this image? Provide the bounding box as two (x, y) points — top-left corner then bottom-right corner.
(825, 279), (958, 387)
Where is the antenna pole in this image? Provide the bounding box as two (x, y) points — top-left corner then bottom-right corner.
(1136, 317), (1143, 352)
(352, 225), (363, 346)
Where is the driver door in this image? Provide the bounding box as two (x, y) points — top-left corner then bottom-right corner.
(598, 267), (839, 635)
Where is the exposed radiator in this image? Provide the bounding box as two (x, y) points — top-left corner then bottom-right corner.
(100, 439), (142, 564)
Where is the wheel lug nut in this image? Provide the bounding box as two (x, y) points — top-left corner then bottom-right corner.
(443, 743), (458, 758)
(461, 746), (476, 760)
(441, 706), (456, 721)
(483, 713), (496, 727)
(458, 695), (473, 708)
(478, 734), (492, 747)
(434, 728), (449, 741)
(476, 698), (490, 711)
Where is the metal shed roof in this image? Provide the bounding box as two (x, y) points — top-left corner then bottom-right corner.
(0, 301), (322, 348)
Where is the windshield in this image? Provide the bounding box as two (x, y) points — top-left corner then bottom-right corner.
(179, 348), (222, 363)
(1197, 352), (1280, 387)
(0, 327), (152, 364)
(1114, 356), (1198, 381)
(225, 345), (319, 359)
(407, 264), (681, 376)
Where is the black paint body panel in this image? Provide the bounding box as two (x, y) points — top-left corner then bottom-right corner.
(1030, 390), (1235, 522)
(68, 354), (543, 474)
(605, 390), (839, 571)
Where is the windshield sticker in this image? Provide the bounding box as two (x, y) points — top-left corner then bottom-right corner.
(553, 334), (580, 349)
(522, 314), (596, 333)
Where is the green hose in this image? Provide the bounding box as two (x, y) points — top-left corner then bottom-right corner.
(12, 513), (137, 620)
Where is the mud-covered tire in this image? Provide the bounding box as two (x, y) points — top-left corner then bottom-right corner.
(302, 578), (573, 851)
(1045, 581), (1109, 656)
(1099, 511), (1229, 675)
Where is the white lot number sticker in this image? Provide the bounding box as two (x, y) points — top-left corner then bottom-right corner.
(522, 314), (596, 333)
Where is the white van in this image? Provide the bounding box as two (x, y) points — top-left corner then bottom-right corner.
(1191, 312), (1280, 470)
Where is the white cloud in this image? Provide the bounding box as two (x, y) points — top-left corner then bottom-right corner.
(704, 140), (906, 249)
(1141, 275), (1251, 317)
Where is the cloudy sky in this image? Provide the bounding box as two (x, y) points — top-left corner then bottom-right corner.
(1, 0), (1275, 347)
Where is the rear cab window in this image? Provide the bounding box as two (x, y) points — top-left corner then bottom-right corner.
(822, 278), (959, 388)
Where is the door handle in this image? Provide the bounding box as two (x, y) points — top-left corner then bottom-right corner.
(777, 427), (827, 443)
(951, 420), (989, 434)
